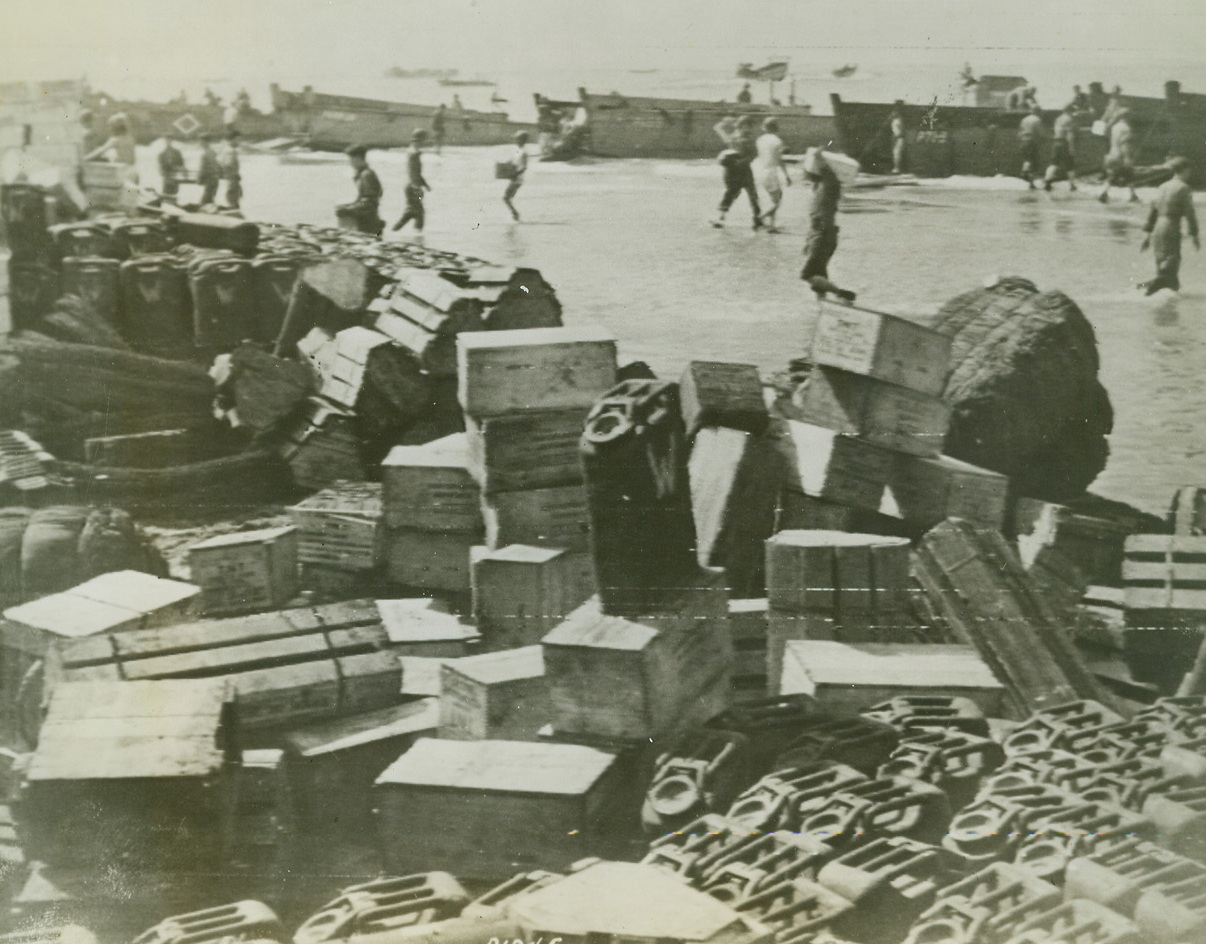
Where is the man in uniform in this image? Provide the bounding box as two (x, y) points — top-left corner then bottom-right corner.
(1140, 156), (1199, 294)
(197, 133), (222, 206)
(800, 148), (855, 302)
(1018, 104), (1045, 189)
(1043, 103), (1078, 192)
(157, 133), (187, 199)
(336, 145), (384, 236)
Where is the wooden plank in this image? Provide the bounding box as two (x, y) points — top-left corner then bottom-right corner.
(464, 408), (588, 494)
(1170, 487), (1206, 537)
(377, 597), (480, 657)
(678, 361), (768, 439)
(810, 302), (952, 396)
(793, 366), (950, 457)
(382, 434), (482, 532)
(457, 326), (617, 417)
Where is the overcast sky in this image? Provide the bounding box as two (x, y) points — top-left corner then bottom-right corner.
(3, 0), (1204, 88)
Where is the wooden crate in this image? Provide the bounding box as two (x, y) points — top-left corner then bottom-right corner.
(280, 398), (365, 491)
(370, 268), (487, 376)
(19, 678), (236, 871)
(689, 427), (783, 598)
(767, 608), (838, 694)
(471, 545), (594, 650)
(313, 326), (394, 409)
(400, 656), (455, 698)
(541, 586), (732, 741)
(793, 366), (950, 458)
(464, 408), (588, 495)
(728, 598), (769, 701)
(779, 640), (1005, 716)
(382, 434), (483, 532)
(765, 530), (910, 616)
(1123, 534), (1206, 623)
(1170, 487), (1206, 536)
(481, 485), (591, 552)
(775, 488), (912, 538)
(679, 361), (769, 439)
(1013, 497), (1134, 587)
(282, 698), (438, 831)
(810, 302), (952, 396)
(374, 737), (621, 878)
(439, 646), (549, 740)
(383, 527), (477, 593)
(457, 325), (617, 417)
(289, 480), (383, 570)
(886, 452), (1009, 531)
(45, 600), (402, 732)
(377, 597), (480, 657)
(772, 419), (892, 513)
(188, 526), (299, 616)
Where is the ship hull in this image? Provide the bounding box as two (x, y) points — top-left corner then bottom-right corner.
(578, 90), (834, 159)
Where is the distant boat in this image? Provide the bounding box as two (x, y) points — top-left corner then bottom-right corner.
(737, 61), (789, 82)
(384, 67), (458, 80)
(438, 76), (496, 88)
(833, 64), (858, 78)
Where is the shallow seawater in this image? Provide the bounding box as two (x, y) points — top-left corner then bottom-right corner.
(147, 145), (1206, 516)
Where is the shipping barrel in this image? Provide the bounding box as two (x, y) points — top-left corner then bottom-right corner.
(61, 257), (121, 324)
(189, 256), (256, 352)
(118, 254), (194, 358)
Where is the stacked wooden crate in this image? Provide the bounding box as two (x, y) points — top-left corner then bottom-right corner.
(438, 646), (549, 741)
(1121, 534), (1206, 688)
(458, 326), (617, 558)
(791, 301), (1008, 534)
(289, 480), (384, 591)
(381, 434), (482, 593)
(458, 326), (616, 631)
(764, 529), (914, 691)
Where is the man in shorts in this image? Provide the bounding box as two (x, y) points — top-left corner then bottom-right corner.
(393, 129), (432, 232)
(1043, 103), (1078, 192)
(1017, 104), (1045, 189)
(503, 131), (529, 222)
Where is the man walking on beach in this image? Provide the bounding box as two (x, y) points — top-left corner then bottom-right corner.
(1098, 109), (1137, 203)
(712, 115), (761, 230)
(393, 129), (432, 233)
(503, 131), (529, 222)
(756, 118), (790, 232)
(157, 133), (187, 199)
(800, 148), (855, 302)
(890, 108), (906, 174)
(219, 129), (242, 210)
(1140, 156), (1199, 295)
(1018, 104), (1045, 189)
(336, 145), (384, 237)
(1043, 103), (1078, 192)
(197, 133), (221, 205)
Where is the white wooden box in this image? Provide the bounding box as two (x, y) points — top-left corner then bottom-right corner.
(811, 303), (952, 396)
(382, 434), (483, 532)
(439, 645), (549, 740)
(472, 545), (595, 649)
(188, 526), (299, 616)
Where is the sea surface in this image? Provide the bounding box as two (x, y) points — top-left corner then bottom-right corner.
(138, 144), (1206, 518)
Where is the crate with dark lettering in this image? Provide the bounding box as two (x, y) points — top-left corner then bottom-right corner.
(541, 581), (732, 741)
(472, 545), (594, 650)
(886, 452), (1009, 531)
(189, 256), (256, 352)
(481, 484), (591, 553)
(382, 434), (482, 533)
(384, 527), (477, 593)
(187, 526), (299, 616)
(1124, 535), (1206, 624)
(581, 380), (699, 614)
(811, 301), (952, 396)
(773, 417), (895, 514)
(61, 257), (120, 324)
(253, 254), (316, 346)
(793, 366), (950, 457)
(374, 737), (622, 878)
(439, 646), (549, 740)
(288, 481), (383, 571)
(464, 407), (588, 494)
(118, 254), (194, 358)
(678, 360), (769, 440)
(457, 325), (618, 416)
(7, 260), (58, 331)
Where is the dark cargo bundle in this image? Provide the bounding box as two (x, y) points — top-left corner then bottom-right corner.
(60, 256), (121, 326)
(928, 277), (1112, 500)
(36, 293), (131, 350)
(7, 260), (59, 331)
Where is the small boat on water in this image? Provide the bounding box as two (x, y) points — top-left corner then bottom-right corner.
(270, 85), (534, 150)
(437, 77), (496, 88)
(534, 87), (833, 160)
(384, 67), (458, 80)
(833, 65), (858, 79)
(830, 79), (1206, 185)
